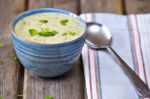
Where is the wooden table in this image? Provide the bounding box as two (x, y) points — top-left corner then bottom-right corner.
(0, 0), (150, 99)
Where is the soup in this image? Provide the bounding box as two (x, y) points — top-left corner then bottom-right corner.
(14, 13), (84, 44)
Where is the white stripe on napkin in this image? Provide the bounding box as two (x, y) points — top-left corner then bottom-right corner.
(81, 13), (150, 99)
(129, 15), (146, 83)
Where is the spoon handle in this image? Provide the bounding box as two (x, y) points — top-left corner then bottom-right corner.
(108, 47), (150, 98)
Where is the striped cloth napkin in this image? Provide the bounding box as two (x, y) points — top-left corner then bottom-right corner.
(81, 13), (150, 99)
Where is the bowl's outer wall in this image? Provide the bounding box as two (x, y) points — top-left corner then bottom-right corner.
(11, 8), (86, 77)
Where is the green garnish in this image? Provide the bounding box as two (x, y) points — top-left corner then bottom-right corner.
(39, 20), (48, 23)
(28, 28), (58, 37)
(68, 31), (76, 36)
(45, 96), (53, 99)
(62, 31), (77, 36)
(0, 96), (3, 99)
(0, 41), (3, 48)
(12, 55), (18, 60)
(39, 28), (58, 37)
(29, 29), (38, 36)
(60, 19), (69, 26)
(51, 30), (58, 35)
(17, 94), (23, 97)
(0, 59), (4, 65)
(39, 31), (53, 37)
(62, 33), (67, 36)
(44, 28), (50, 30)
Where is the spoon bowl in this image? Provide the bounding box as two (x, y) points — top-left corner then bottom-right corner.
(86, 22), (112, 49)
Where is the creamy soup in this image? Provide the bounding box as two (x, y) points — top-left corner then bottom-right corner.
(14, 13), (84, 44)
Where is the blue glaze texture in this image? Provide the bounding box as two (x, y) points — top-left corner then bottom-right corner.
(11, 8), (86, 77)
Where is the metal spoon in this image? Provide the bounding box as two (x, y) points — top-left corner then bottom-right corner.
(86, 22), (150, 98)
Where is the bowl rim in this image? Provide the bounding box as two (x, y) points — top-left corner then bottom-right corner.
(10, 8), (87, 46)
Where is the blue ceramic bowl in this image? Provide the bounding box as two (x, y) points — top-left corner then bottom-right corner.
(11, 8), (86, 77)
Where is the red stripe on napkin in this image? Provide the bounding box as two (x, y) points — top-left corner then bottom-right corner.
(87, 47), (93, 99)
(129, 16), (140, 75)
(135, 16), (148, 85)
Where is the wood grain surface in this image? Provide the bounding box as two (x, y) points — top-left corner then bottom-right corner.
(29, 0), (78, 13)
(80, 0), (122, 14)
(125, 0), (150, 14)
(24, 59), (84, 99)
(0, 0), (25, 99)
